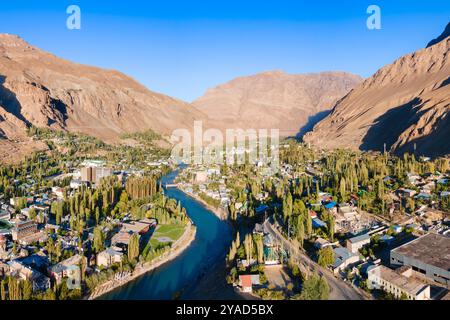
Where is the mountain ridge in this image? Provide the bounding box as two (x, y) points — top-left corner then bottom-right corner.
(193, 70), (363, 136)
(304, 26), (450, 157)
(0, 33), (209, 159)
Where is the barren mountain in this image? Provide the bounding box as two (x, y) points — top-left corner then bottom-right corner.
(0, 34), (207, 160)
(193, 71), (362, 136)
(427, 22), (450, 48)
(304, 28), (450, 157)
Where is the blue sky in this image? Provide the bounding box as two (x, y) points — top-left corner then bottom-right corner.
(0, 1), (449, 101)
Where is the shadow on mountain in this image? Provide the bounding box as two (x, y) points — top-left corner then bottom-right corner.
(295, 109), (332, 140)
(438, 76), (450, 89)
(361, 97), (449, 157)
(395, 113), (450, 158)
(0, 74), (31, 127)
(48, 97), (69, 126)
(360, 98), (425, 153)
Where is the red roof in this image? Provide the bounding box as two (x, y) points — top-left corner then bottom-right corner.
(240, 275), (252, 288)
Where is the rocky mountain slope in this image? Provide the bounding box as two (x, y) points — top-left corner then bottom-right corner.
(304, 27), (450, 157)
(427, 22), (450, 48)
(193, 71), (362, 136)
(0, 34), (207, 156)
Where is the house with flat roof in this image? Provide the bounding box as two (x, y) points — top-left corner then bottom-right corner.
(346, 233), (371, 254)
(121, 220), (155, 235)
(368, 265), (430, 300)
(390, 233), (450, 287)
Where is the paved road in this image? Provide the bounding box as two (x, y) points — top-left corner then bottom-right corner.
(264, 219), (367, 300)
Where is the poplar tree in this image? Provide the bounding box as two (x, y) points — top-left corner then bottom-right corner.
(128, 233), (140, 261)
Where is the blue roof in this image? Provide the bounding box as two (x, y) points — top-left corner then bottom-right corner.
(323, 201), (337, 209)
(333, 247), (357, 268)
(312, 218), (327, 229)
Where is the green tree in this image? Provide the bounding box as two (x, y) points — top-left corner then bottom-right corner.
(93, 226), (105, 253)
(305, 213), (313, 239)
(128, 233), (140, 261)
(28, 208), (37, 221)
(296, 215), (305, 248)
(253, 234), (264, 264)
(0, 279), (6, 300)
(22, 280), (33, 300)
(244, 233), (253, 262)
(339, 177), (346, 201)
(299, 273), (329, 300)
(318, 247), (334, 267)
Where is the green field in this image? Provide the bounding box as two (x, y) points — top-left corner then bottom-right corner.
(141, 224), (187, 258)
(150, 224), (186, 247)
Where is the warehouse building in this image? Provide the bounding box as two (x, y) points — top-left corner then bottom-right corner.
(390, 233), (450, 287)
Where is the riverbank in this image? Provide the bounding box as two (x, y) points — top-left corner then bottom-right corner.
(176, 188), (257, 300)
(87, 222), (197, 300)
(179, 188), (228, 221)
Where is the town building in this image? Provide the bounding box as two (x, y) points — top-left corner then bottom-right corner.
(314, 238), (331, 249)
(390, 233), (450, 287)
(263, 234), (280, 265)
(97, 248), (123, 267)
(238, 274), (260, 293)
(111, 217), (156, 247)
(397, 188), (417, 198)
(332, 247), (360, 274)
(81, 166), (112, 184)
(111, 231), (133, 246)
(51, 187), (65, 198)
(8, 260), (51, 292)
(346, 233), (371, 254)
(11, 218), (38, 241)
(48, 254), (84, 285)
(252, 223), (264, 235)
(194, 171), (208, 183)
(367, 265), (430, 300)
(121, 219), (156, 235)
